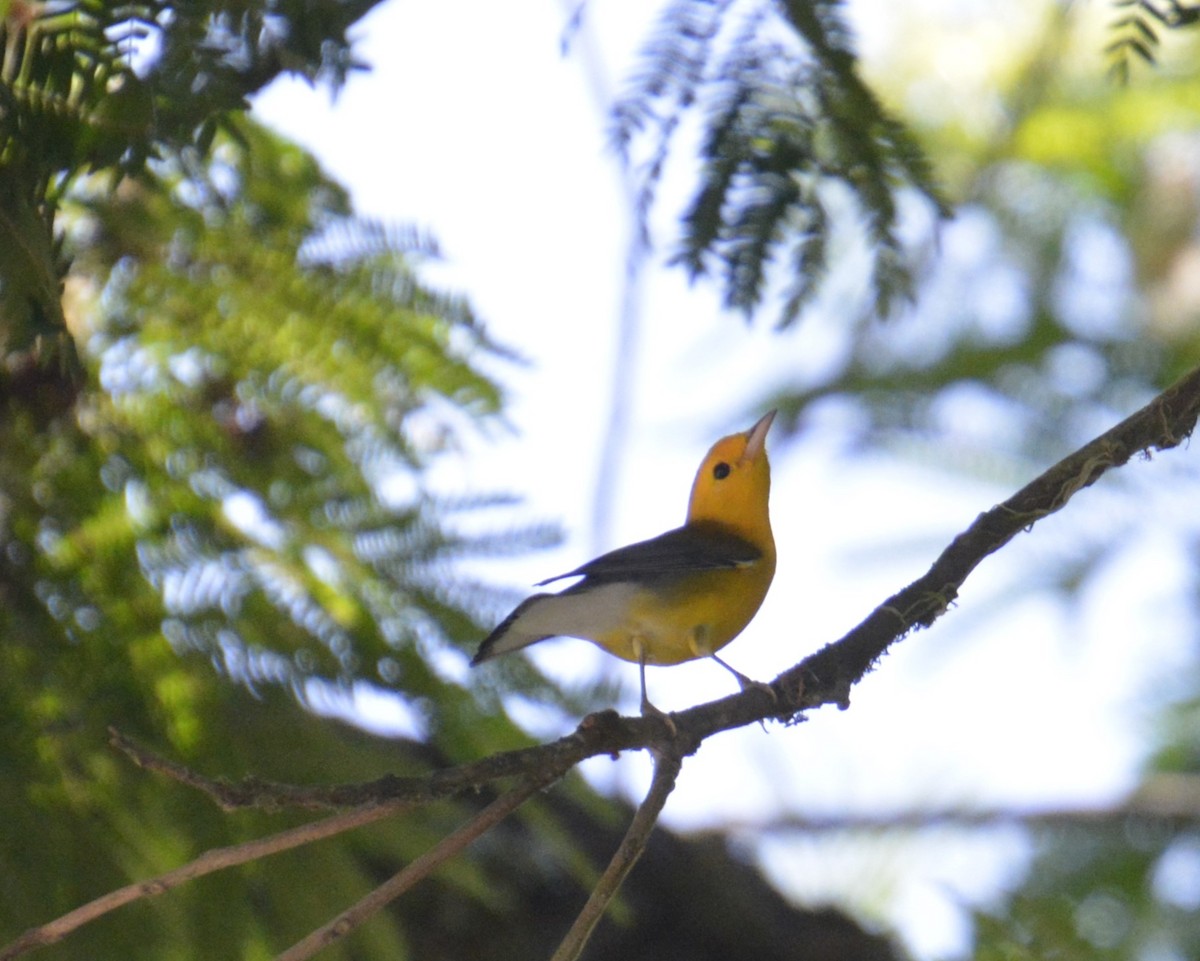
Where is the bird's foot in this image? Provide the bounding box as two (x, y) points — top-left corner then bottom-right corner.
(640, 695), (678, 737)
(737, 675), (779, 702)
(711, 654), (778, 702)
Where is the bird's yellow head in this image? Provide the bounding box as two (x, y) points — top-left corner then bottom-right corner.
(686, 410), (775, 544)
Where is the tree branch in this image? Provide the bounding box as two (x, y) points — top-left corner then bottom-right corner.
(274, 774), (555, 961)
(780, 361), (1200, 705)
(694, 772), (1200, 836)
(550, 746), (687, 961)
(0, 800), (412, 960)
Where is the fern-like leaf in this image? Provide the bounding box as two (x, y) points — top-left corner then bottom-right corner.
(614, 0), (950, 326)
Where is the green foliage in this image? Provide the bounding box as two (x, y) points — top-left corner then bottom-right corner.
(0, 120), (588, 957)
(0, 0), (383, 379)
(0, 0), (376, 185)
(973, 820), (1200, 960)
(69, 119), (571, 717)
(778, 72), (1200, 470)
(0, 8), (649, 952)
(972, 697), (1200, 960)
(1107, 0), (1200, 82)
(613, 0), (950, 326)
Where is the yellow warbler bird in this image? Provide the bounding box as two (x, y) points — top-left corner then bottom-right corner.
(472, 410), (776, 715)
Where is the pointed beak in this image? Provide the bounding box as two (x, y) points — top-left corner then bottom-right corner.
(742, 409), (776, 462)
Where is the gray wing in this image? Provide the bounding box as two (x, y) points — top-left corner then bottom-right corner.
(536, 522), (761, 586)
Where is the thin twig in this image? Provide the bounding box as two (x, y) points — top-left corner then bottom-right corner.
(0, 800), (413, 961)
(694, 773), (1200, 837)
(109, 727), (417, 812)
(274, 774), (554, 961)
(549, 747), (685, 961)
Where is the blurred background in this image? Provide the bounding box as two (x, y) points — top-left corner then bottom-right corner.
(3, 0), (1200, 958)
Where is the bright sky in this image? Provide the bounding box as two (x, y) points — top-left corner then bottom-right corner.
(253, 2), (1197, 957)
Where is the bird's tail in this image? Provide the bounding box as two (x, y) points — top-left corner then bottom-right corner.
(471, 594), (556, 664)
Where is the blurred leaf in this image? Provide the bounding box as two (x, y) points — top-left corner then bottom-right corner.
(1107, 0), (1200, 80)
(613, 0), (950, 326)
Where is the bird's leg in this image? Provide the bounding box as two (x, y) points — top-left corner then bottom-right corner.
(710, 654), (777, 702)
(635, 643), (677, 734)
(637, 654), (656, 715)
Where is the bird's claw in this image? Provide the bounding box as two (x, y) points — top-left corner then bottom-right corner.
(736, 675), (778, 702)
(711, 654), (777, 701)
(640, 696), (678, 737)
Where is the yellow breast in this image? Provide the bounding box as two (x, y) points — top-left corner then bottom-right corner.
(591, 555), (775, 665)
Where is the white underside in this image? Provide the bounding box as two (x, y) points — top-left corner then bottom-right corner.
(488, 582), (641, 657)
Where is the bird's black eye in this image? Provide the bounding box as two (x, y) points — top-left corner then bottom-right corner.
(712, 462), (731, 480)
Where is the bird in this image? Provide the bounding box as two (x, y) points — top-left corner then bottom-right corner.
(472, 409), (777, 716)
